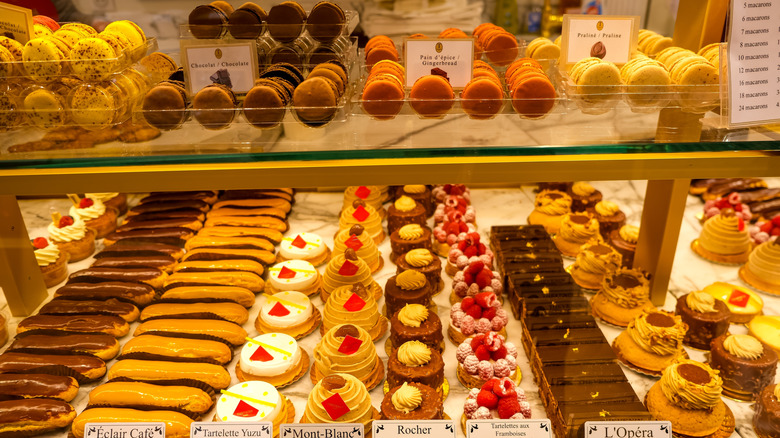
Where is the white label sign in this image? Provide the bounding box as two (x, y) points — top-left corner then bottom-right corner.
(561, 15), (638, 65)
(373, 420), (456, 438)
(83, 422), (165, 438)
(727, 0), (780, 126)
(280, 423), (364, 438)
(182, 41), (258, 94)
(584, 421), (672, 438)
(404, 39), (474, 88)
(191, 421), (273, 438)
(466, 419), (552, 438)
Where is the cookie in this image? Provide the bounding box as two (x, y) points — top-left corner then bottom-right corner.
(306, 1), (346, 43)
(142, 81), (188, 130)
(118, 121), (161, 143)
(267, 1), (307, 42)
(229, 2), (267, 39)
(70, 37), (118, 81)
(292, 76), (339, 126)
(80, 126), (121, 144)
(24, 88), (67, 128)
(192, 83), (237, 130)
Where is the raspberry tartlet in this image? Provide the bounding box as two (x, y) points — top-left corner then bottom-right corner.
(432, 184), (471, 205)
(433, 215), (476, 257)
(449, 291), (508, 344)
(451, 259), (503, 304)
(462, 377), (531, 431)
(455, 331), (519, 388)
(446, 232), (493, 276)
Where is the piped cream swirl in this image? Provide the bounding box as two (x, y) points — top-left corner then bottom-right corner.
(686, 290), (717, 313)
(397, 341), (431, 367)
(313, 324), (377, 382)
(392, 383), (422, 413)
(660, 359), (722, 410)
(321, 253), (377, 296)
(399, 224), (424, 240)
(69, 198), (106, 221)
(394, 196), (417, 213)
(534, 190), (572, 216)
(48, 215), (87, 242)
(744, 241), (780, 287)
(723, 334), (763, 360)
(35, 242), (60, 266)
(303, 373), (375, 426)
(405, 248), (433, 267)
(627, 311), (686, 356)
(399, 304), (428, 327)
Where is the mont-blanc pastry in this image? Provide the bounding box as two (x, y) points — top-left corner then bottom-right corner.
(69, 196), (118, 239)
(301, 373), (378, 433)
(569, 239), (622, 289)
(343, 186), (385, 218)
(333, 225), (382, 273)
(553, 212), (601, 257)
(277, 232), (331, 266)
(265, 260), (322, 296)
(590, 268), (653, 327)
(321, 249), (383, 302)
(254, 290), (321, 339)
(32, 237), (68, 287)
(236, 333), (309, 387)
(739, 239), (780, 295)
(48, 212), (96, 263)
(692, 208), (752, 264)
(311, 324), (384, 390)
(612, 310), (688, 375)
(339, 199), (385, 244)
(217, 380), (294, 436)
(322, 283), (387, 341)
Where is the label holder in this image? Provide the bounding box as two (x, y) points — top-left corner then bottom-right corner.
(559, 15), (639, 68)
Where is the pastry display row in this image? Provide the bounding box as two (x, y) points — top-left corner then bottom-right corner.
(1, 177), (778, 438)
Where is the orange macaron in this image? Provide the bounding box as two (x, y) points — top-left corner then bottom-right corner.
(410, 73), (454, 118)
(362, 73), (405, 120)
(461, 76), (504, 119)
(510, 70), (555, 118)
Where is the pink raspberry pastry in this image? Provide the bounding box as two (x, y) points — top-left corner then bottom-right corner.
(451, 259), (503, 304)
(446, 232), (493, 276)
(434, 196), (475, 225)
(456, 331), (519, 388)
(433, 214), (475, 257)
(432, 184), (471, 204)
(703, 192), (752, 223)
(748, 215), (780, 245)
(449, 291), (508, 344)
(462, 377), (531, 428)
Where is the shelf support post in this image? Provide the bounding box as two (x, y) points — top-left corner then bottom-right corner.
(635, 179), (690, 306)
(0, 195), (49, 316)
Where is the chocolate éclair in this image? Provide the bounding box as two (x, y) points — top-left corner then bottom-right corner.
(91, 255), (177, 273)
(53, 282), (156, 307)
(17, 314), (130, 338)
(128, 199), (211, 215)
(0, 398), (76, 435)
(103, 228), (195, 247)
(67, 267), (167, 290)
(9, 331), (120, 360)
(94, 242), (185, 260)
(116, 217), (204, 233)
(211, 197), (292, 213)
(206, 206), (288, 220)
(141, 190), (218, 204)
(123, 209), (206, 223)
(38, 298), (140, 322)
(0, 373), (79, 401)
(0, 352), (107, 382)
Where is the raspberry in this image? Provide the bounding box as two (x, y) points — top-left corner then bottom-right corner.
(516, 388), (528, 403)
(510, 413), (525, 420)
(475, 318), (492, 333)
(464, 245), (478, 258)
(493, 359), (512, 378)
(476, 389), (499, 409)
(482, 378), (500, 391)
(506, 355), (517, 370)
(473, 407), (491, 420)
(456, 342), (473, 362)
(755, 231), (770, 243)
(505, 342), (517, 358)
(475, 291), (496, 308)
(461, 315), (476, 335)
(465, 305), (483, 320)
(463, 271), (474, 285)
(476, 270), (494, 289)
(458, 240), (468, 251)
(458, 221), (469, 233)
(497, 397), (521, 419)
(772, 227), (780, 237)
(463, 356), (479, 374)
(433, 228), (447, 241)
(469, 388), (481, 398)
(479, 253), (493, 266)
(484, 332), (503, 351)
(468, 260), (485, 275)
(31, 237), (48, 249)
(456, 255), (469, 269)
(705, 207), (720, 218)
(493, 377), (517, 398)
(450, 184), (464, 196)
(481, 305), (498, 321)
(467, 283), (480, 296)
(478, 361), (494, 380)
(491, 278), (504, 294)
(454, 271), (465, 282)
(492, 316), (505, 331)
(453, 282), (468, 297)
(491, 345), (508, 360)
(445, 221), (460, 235)
(727, 192), (741, 204)
(58, 216), (74, 228)
(772, 215), (780, 227)
(464, 398), (479, 416)
(446, 234), (458, 245)
(470, 333), (486, 349)
(78, 197), (94, 208)
(460, 297), (475, 310)
(715, 198), (730, 209)
(518, 401), (532, 418)
(474, 345), (491, 361)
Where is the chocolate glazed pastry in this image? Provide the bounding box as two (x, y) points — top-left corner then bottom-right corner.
(266, 1), (307, 42)
(53, 282), (156, 307)
(0, 373), (80, 401)
(0, 399), (76, 435)
(9, 331), (120, 360)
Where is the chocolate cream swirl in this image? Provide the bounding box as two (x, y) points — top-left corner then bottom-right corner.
(628, 311), (686, 356)
(660, 359), (722, 410)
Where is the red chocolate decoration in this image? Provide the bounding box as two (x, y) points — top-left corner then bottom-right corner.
(338, 260), (359, 276)
(355, 186), (371, 200)
(268, 301), (290, 317)
(344, 234), (363, 251)
(337, 335), (363, 355)
(728, 290), (750, 307)
(322, 393), (350, 420)
(291, 235), (307, 249)
(234, 400), (259, 417)
(278, 266), (296, 279)
(343, 293), (366, 312)
(250, 345), (274, 362)
(58, 216), (74, 228)
(352, 205), (369, 222)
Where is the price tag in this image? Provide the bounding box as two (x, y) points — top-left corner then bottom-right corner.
(191, 421), (273, 438)
(83, 422), (165, 438)
(373, 420), (456, 438)
(466, 419), (552, 438)
(584, 421), (672, 438)
(280, 423), (364, 438)
(404, 38), (474, 88)
(726, 0), (780, 126)
(180, 40), (258, 94)
(559, 15), (639, 67)
(0, 2), (34, 44)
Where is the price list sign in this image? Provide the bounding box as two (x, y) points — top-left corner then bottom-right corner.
(727, 0), (780, 126)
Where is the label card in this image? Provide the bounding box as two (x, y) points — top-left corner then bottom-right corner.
(373, 420), (456, 438)
(466, 419), (552, 438)
(84, 422), (165, 438)
(726, 0), (780, 126)
(181, 40), (258, 94)
(584, 421), (672, 438)
(560, 15), (639, 66)
(404, 38), (474, 88)
(0, 2), (34, 44)
(281, 423), (364, 438)
(191, 421), (273, 438)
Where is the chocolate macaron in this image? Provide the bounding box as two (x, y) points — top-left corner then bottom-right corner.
(189, 2), (232, 39)
(266, 1), (307, 43)
(229, 2), (267, 39)
(293, 76), (339, 126)
(192, 83), (237, 129)
(306, 1), (346, 43)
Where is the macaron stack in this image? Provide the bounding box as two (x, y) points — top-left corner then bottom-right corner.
(525, 37), (560, 61)
(439, 28), (483, 60)
(361, 60), (405, 120)
(461, 61), (504, 119)
(473, 23), (518, 66)
(637, 29), (674, 58)
(619, 55), (671, 108)
(293, 62), (348, 126)
(655, 47), (718, 86)
(697, 43), (720, 70)
(505, 58), (556, 119)
(365, 35), (399, 68)
(567, 57), (621, 107)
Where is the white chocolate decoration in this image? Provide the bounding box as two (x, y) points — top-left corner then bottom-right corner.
(268, 260), (318, 291)
(260, 291), (313, 327)
(280, 232), (326, 260)
(216, 381), (282, 422)
(239, 333), (301, 377)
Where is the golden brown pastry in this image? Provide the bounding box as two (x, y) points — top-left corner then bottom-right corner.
(119, 334), (233, 364)
(87, 381), (214, 414)
(133, 318), (248, 347)
(140, 302), (249, 324)
(107, 359), (231, 389)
